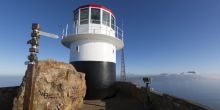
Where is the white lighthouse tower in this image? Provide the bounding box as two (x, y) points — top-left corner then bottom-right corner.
(62, 4), (124, 99)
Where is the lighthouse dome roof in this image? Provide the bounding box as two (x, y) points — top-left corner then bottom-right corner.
(75, 4), (115, 17)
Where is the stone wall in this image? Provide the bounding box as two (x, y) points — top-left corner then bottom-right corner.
(0, 86), (19, 110)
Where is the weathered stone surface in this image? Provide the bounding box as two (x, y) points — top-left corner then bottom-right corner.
(12, 60), (86, 110)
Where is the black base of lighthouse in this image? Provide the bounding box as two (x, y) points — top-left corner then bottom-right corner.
(70, 61), (116, 99)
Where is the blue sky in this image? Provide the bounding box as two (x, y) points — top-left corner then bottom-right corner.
(1, 0), (220, 76)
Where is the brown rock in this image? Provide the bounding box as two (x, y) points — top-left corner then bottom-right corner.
(12, 60), (86, 110)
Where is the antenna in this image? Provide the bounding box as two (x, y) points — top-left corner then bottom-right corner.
(120, 48), (126, 81)
(120, 18), (126, 81)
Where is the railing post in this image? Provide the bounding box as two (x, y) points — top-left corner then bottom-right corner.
(75, 20), (78, 34)
(106, 24), (107, 35)
(122, 30), (124, 41)
(116, 26), (119, 38)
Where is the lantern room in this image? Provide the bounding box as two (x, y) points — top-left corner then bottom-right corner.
(73, 4), (117, 37)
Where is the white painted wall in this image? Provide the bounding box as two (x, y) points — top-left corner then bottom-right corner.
(70, 40), (116, 63)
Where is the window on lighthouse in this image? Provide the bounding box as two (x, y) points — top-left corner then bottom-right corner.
(91, 8), (100, 24)
(74, 11), (79, 26)
(111, 15), (115, 30)
(80, 8), (89, 24)
(102, 10), (110, 26)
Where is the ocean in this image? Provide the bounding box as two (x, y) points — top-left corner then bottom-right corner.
(0, 75), (23, 87)
(0, 74), (220, 109)
(127, 74), (220, 110)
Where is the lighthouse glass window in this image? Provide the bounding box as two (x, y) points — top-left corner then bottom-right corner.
(91, 8), (100, 24)
(74, 11), (78, 26)
(102, 11), (110, 26)
(80, 8), (89, 24)
(111, 15), (115, 30)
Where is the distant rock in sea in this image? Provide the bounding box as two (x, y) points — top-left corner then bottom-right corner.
(186, 71), (197, 74)
(159, 71), (197, 76)
(160, 73), (169, 76)
(180, 71), (197, 75)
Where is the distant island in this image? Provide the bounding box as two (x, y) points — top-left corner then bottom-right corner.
(160, 71), (197, 76)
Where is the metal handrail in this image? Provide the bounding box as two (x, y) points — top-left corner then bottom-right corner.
(72, 20), (124, 41)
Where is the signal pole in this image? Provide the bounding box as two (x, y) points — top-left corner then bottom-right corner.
(22, 23), (58, 110)
(23, 23), (40, 110)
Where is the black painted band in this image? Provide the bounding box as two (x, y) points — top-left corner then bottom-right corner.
(70, 61), (116, 99)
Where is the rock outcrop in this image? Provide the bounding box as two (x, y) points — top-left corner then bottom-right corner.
(13, 60), (86, 110)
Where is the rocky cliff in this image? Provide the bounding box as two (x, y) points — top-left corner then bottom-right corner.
(12, 60), (86, 110)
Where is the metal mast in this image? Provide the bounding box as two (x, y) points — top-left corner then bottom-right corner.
(120, 18), (126, 81)
(120, 48), (126, 81)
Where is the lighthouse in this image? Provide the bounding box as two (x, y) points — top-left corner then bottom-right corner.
(62, 4), (124, 99)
